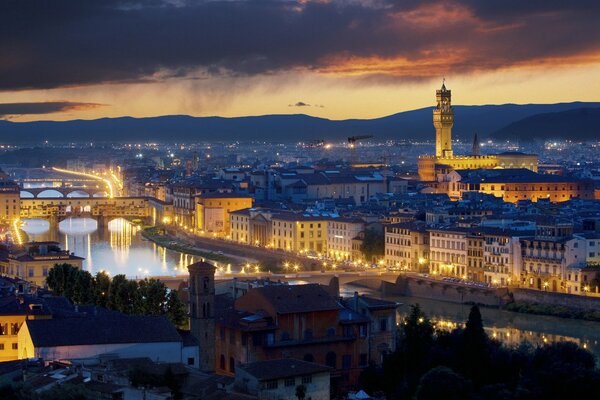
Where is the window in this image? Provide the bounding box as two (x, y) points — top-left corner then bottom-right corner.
(265, 380), (278, 389)
(0, 344), (4, 350)
(284, 378), (295, 387)
(229, 357), (235, 373)
(342, 354), (352, 369)
(326, 352), (337, 368)
(379, 318), (388, 332)
(220, 355), (225, 370)
(187, 357), (195, 366)
(360, 353), (368, 367)
(304, 329), (313, 340)
(253, 333), (263, 346)
(326, 327), (336, 337)
(28, 268), (34, 278)
(343, 325), (353, 337)
(359, 325), (367, 337)
(266, 333), (274, 345)
(12, 343), (17, 350)
(281, 331), (291, 341)
(302, 375), (312, 384)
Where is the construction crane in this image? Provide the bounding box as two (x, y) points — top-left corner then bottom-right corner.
(347, 135), (373, 165)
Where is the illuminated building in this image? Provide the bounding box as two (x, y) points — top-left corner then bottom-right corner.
(384, 221), (429, 271)
(0, 242), (83, 287)
(269, 214), (328, 254)
(327, 218), (365, 261)
(0, 170), (20, 225)
(418, 82), (538, 182)
(445, 168), (595, 203)
(428, 227), (468, 278)
(195, 193), (253, 235)
(519, 219), (584, 293)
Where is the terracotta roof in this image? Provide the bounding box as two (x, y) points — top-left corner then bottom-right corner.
(239, 359), (330, 381)
(25, 314), (181, 347)
(251, 284), (340, 314)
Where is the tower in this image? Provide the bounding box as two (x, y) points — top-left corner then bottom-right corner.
(188, 261), (216, 372)
(472, 133), (481, 156)
(433, 80), (454, 158)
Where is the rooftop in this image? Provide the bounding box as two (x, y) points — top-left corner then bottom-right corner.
(238, 359), (330, 381)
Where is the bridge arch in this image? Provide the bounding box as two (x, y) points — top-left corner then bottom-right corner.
(66, 190), (91, 198)
(20, 190), (34, 198)
(93, 191), (109, 198)
(37, 189), (64, 198)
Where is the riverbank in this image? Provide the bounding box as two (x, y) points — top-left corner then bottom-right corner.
(505, 300), (600, 322)
(142, 226), (234, 265)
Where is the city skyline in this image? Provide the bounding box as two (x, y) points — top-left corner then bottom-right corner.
(2, 1), (600, 122)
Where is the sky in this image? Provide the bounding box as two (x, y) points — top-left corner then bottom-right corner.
(1, 0), (600, 122)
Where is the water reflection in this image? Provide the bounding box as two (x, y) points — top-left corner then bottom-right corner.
(21, 217), (191, 278)
(343, 285), (600, 363)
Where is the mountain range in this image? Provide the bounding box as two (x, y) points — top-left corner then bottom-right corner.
(0, 102), (598, 144)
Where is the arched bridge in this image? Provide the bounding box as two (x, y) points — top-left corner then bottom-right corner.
(20, 187), (109, 199)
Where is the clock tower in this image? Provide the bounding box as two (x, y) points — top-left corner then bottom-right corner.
(433, 80), (454, 158)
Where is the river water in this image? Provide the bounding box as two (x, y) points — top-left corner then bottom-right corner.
(21, 217), (196, 278)
(341, 286), (600, 362)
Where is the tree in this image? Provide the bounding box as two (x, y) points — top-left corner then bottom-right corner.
(71, 270), (94, 304)
(166, 290), (188, 327)
(46, 263), (79, 295)
(136, 279), (168, 315)
(361, 228), (384, 262)
(464, 305), (486, 348)
(415, 366), (471, 400)
(109, 274), (139, 314)
(93, 271), (111, 308)
(403, 304), (434, 354)
(295, 384), (306, 400)
(460, 305), (490, 384)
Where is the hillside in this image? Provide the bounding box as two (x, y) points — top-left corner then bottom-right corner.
(492, 107), (600, 141)
(0, 102), (598, 143)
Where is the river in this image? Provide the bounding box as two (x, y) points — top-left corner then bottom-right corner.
(21, 217), (198, 278)
(341, 285), (600, 362)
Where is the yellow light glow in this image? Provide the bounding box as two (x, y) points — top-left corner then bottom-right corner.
(52, 167), (114, 198)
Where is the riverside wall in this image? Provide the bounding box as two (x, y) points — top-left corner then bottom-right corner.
(350, 276), (509, 307)
(512, 288), (600, 311)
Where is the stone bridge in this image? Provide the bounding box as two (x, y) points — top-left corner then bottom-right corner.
(19, 197), (172, 226)
(20, 187), (109, 199)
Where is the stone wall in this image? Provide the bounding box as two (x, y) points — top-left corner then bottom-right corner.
(512, 288), (600, 311)
(392, 276), (508, 307)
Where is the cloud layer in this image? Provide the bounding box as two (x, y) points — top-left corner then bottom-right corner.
(0, 102), (104, 119)
(1, 0), (599, 91)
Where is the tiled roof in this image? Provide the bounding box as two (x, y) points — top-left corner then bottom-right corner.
(252, 284), (340, 314)
(26, 314), (181, 347)
(239, 359), (330, 381)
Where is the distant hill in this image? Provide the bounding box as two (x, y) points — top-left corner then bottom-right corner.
(0, 102), (598, 144)
(492, 107), (600, 142)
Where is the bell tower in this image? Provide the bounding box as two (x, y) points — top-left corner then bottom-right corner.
(433, 80), (454, 158)
(188, 261), (216, 372)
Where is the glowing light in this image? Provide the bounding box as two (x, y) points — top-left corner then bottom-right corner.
(52, 167), (114, 198)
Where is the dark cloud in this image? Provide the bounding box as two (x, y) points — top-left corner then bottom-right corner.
(0, 102), (105, 119)
(1, 0), (599, 90)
